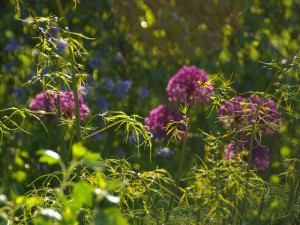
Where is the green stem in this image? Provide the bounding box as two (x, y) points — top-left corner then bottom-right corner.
(164, 103), (197, 224)
(256, 132), (278, 224)
(140, 176), (160, 225)
(56, 82), (67, 163)
(285, 149), (300, 222)
(164, 88), (216, 224)
(55, 0), (81, 142)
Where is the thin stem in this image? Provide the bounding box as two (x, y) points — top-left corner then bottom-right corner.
(140, 176), (160, 225)
(164, 103), (197, 224)
(164, 88), (216, 224)
(256, 131), (278, 224)
(285, 150), (300, 222)
(55, 0), (81, 142)
(56, 83), (67, 163)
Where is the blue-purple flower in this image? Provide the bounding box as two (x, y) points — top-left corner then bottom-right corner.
(104, 79), (115, 91)
(98, 98), (109, 110)
(115, 52), (125, 65)
(157, 147), (174, 159)
(140, 87), (151, 99)
(2, 61), (15, 73)
(115, 80), (133, 98)
(55, 38), (68, 52)
(89, 56), (102, 69)
(4, 39), (21, 52)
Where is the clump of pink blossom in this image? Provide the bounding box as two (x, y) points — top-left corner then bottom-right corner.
(29, 90), (90, 121)
(218, 95), (281, 136)
(144, 105), (186, 140)
(166, 65), (213, 105)
(224, 136), (269, 171)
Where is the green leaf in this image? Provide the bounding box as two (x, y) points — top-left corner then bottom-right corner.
(83, 152), (104, 170)
(72, 142), (87, 160)
(12, 170), (27, 182)
(70, 181), (93, 209)
(93, 207), (129, 225)
(37, 150), (62, 165)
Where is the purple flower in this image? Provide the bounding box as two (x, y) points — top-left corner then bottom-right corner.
(104, 79), (115, 91)
(49, 27), (59, 38)
(78, 86), (91, 100)
(98, 98), (109, 110)
(4, 39), (21, 52)
(250, 95), (281, 136)
(8, 88), (25, 104)
(29, 90), (90, 121)
(115, 80), (133, 98)
(167, 65), (214, 104)
(116, 147), (125, 157)
(218, 96), (255, 130)
(218, 96), (281, 136)
(157, 147), (174, 159)
(2, 61), (15, 73)
(144, 105), (186, 141)
(88, 129), (102, 141)
(55, 38), (68, 52)
(89, 56), (102, 69)
(115, 52), (125, 65)
(224, 136), (269, 171)
(140, 87), (151, 99)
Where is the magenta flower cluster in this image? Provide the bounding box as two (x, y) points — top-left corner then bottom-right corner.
(224, 136), (269, 171)
(219, 95), (281, 171)
(145, 65), (213, 142)
(29, 90), (90, 121)
(144, 105), (186, 140)
(218, 95), (280, 136)
(166, 65), (213, 104)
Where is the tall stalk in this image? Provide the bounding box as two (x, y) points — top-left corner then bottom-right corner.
(164, 89), (216, 224)
(56, 81), (67, 163)
(55, 0), (81, 142)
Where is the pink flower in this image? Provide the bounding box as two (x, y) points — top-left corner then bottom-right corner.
(167, 65), (213, 104)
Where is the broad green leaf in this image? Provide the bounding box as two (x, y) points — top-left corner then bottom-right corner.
(72, 142), (87, 160)
(37, 150), (62, 165)
(70, 181), (93, 209)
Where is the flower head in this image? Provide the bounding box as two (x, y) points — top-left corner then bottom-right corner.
(55, 38), (68, 52)
(144, 105), (186, 140)
(115, 80), (133, 98)
(29, 90), (90, 121)
(167, 65), (213, 104)
(250, 95), (281, 136)
(104, 79), (115, 91)
(4, 39), (21, 52)
(89, 56), (102, 69)
(157, 147), (174, 159)
(140, 87), (151, 99)
(218, 96), (255, 129)
(224, 136), (269, 171)
(218, 96), (281, 136)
